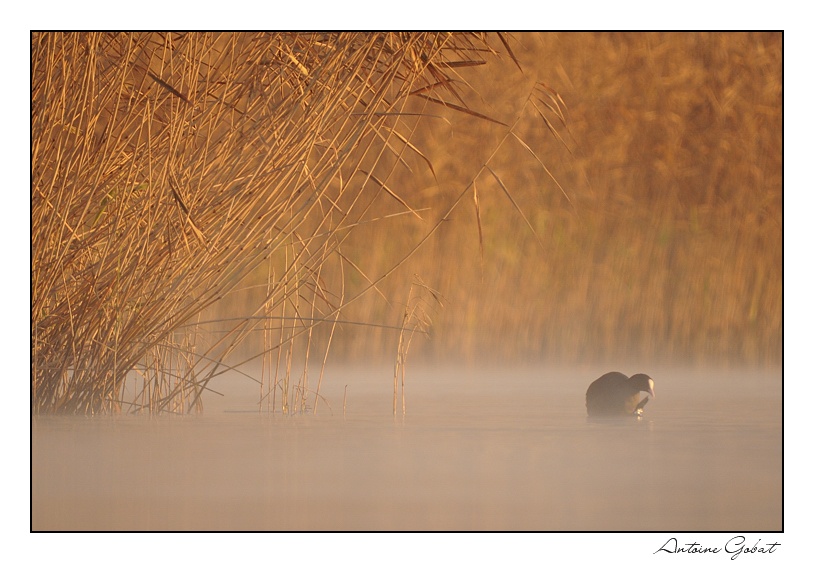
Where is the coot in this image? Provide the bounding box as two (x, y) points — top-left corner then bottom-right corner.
(585, 372), (655, 417)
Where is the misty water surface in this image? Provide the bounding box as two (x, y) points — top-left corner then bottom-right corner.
(32, 366), (781, 530)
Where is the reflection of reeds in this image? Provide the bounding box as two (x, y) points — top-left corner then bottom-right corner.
(32, 32), (549, 414)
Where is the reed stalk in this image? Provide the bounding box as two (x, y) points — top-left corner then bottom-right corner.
(32, 32), (542, 414)
(393, 276), (444, 415)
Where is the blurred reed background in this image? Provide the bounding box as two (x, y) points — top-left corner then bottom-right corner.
(233, 32), (782, 368)
(31, 32), (781, 414)
(315, 32), (782, 368)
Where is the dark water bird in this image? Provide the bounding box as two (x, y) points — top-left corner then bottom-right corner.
(585, 372), (655, 417)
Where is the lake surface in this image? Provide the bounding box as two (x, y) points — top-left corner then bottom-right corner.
(32, 366), (781, 531)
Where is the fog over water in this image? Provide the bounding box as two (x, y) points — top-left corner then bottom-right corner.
(31, 365), (780, 531)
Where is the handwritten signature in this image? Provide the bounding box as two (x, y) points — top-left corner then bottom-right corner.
(655, 536), (780, 560)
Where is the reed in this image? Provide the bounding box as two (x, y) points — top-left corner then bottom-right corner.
(32, 32), (556, 414)
(393, 275), (445, 415)
(273, 32), (782, 369)
(32, 33), (781, 416)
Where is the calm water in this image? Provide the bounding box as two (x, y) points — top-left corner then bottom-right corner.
(32, 366), (781, 531)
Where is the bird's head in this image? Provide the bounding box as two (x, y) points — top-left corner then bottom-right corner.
(630, 373), (655, 398)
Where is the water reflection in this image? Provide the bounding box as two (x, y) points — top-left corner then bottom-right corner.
(32, 367), (781, 530)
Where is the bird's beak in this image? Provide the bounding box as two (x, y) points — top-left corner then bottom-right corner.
(648, 379), (655, 398)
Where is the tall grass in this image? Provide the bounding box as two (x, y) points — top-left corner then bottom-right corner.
(32, 33), (782, 416)
(392, 276), (445, 415)
(282, 32), (782, 369)
(32, 32), (559, 414)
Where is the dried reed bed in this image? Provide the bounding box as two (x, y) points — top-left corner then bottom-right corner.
(32, 32), (781, 417)
(266, 32), (781, 369)
(480, 32), (783, 368)
(32, 32), (544, 414)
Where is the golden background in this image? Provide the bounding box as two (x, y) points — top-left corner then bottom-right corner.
(230, 32), (782, 368)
